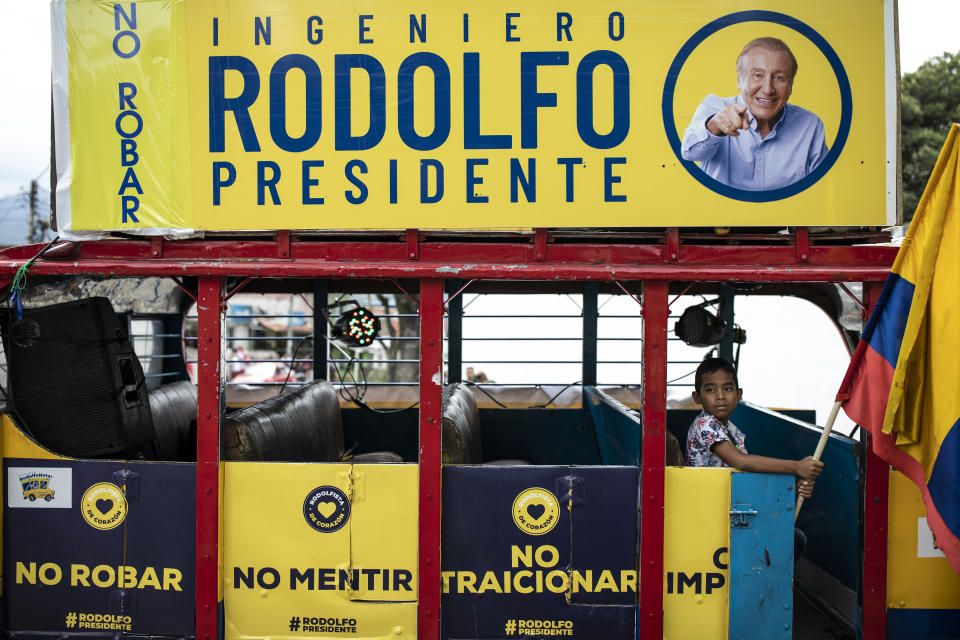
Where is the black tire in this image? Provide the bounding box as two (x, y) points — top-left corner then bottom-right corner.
(44, 495), (53, 502)
(28, 495), (36, 502)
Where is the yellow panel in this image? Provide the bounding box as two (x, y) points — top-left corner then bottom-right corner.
(65, 0), (191, 231)
(222, 461), (418, 639)
(349, 464), (419, 601)
(886, 470), (960, 610)
(60, 0), (890, 231)
(2, 415), (68, 461)
(218, 461), (225, 604)
(663, 467), (731, 640)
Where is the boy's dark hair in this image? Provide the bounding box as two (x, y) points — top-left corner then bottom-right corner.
(694, 357), (739, 393)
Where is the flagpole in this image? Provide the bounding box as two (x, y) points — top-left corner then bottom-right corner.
(795, 400), (842, 521)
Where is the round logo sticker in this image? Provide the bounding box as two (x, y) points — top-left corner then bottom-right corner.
(303, 486), (351, 533)
(81, 482), (128, 530)
(512, 487), (560, 535)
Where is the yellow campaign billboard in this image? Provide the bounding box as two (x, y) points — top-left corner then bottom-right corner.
(52, 0), (896, 234)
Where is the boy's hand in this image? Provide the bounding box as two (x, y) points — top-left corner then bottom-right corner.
(795, 456), (824, 480)
(797, 478), (815, 498)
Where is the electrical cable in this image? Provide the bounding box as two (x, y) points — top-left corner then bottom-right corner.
(460, 380), (509, 408)
(276, 335), (311, 395)
(332, 353), (367, 405)
(322, 302), (417, 415)
(330, 348), (418, 414)
(666, 368), (698, 385)
(528, 381), (583, 408)
(353, 398), (419, 414)
(10, 236), (61, 315)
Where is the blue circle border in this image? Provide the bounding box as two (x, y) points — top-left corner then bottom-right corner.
(662, 10), (852, 202)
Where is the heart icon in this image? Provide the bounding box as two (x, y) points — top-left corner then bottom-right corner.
(95, 499), (114, 514)
(526, 503), (546, 520)
(317, 501), (337, 519)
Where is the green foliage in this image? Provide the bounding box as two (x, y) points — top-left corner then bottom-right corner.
(901, 51), (960, 220)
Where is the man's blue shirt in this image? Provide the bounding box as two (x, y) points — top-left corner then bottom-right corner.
(680, 95), (828, 191)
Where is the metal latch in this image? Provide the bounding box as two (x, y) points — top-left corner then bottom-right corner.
(729, 504), (758, 528)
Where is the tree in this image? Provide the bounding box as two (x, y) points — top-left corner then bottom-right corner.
(901, 51), (960, 220)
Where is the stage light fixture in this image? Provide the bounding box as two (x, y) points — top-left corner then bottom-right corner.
(331, 306), (381, 347)
(675, 304), (725, 347)
(674, 299), (746, 348)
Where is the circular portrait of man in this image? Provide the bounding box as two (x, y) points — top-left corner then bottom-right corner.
(667, 15), (848, 200)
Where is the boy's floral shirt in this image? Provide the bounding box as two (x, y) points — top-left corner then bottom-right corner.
(686, 411), (747, 467)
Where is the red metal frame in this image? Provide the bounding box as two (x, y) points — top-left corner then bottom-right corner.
(860, 281), (888, 639)
(407, 229), (420, 260)
(533, 228), (548, 261)
(276, 230), (291, 258)
(0, 237), (897, 283)
(639, 282), (668, 638)
(666, 228), (679, 261)
(0, 259), (892, 282)
(0, 233), (899, 640)
(795, 226), (810, 262)
(195, 277), (222, 640)
(418, 279), (444, 640)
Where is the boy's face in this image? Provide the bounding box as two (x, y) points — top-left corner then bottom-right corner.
(692, 369), (742, 424)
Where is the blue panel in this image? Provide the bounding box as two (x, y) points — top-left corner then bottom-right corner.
(3, 458), (196, 637)
(442, 465), (637, 639)
(568, 466), (639, 604)
(730, 402), (860, 593)
(584, 387), (641, 466)
(887, 608), (960, 639)
(729, 472), (795, 640)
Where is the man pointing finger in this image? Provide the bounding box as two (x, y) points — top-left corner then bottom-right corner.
(681, 37), (828, 191)
(707, 102), (751, 137)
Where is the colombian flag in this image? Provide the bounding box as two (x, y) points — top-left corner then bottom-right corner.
(840, 124), (960, 574)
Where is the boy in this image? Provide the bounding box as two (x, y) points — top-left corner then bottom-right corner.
(687, 357), (822, 498)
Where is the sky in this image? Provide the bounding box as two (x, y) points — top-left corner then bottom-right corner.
(0, 2), (958, 196)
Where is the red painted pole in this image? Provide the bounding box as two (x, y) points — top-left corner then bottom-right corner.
(418, 279), (444, 640)
(638, 281), (668, 638)
(196, 276), (222, 640)
(860, 282), (888, 639)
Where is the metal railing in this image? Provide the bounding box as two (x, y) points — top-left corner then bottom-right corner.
(157, 293), (718, 394)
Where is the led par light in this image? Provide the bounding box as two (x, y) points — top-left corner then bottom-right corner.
(331, 306), (381, 347)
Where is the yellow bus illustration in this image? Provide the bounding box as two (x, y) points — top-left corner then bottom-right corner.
(20, 477), (54, 502)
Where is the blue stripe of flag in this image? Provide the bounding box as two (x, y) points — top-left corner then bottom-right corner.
(862, 273), (915, 369)
(928, 417), (960, 538)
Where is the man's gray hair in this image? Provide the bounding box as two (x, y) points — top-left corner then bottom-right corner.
(736, 37), (798, 79)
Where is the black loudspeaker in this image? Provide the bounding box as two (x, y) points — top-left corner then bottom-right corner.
(2, 297), (155, 458)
